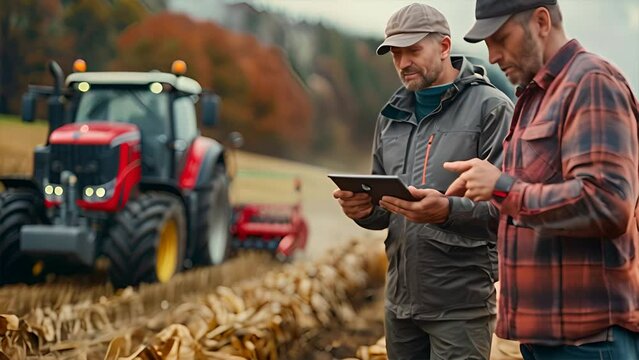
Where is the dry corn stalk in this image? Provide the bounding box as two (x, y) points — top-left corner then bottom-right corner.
(1, 240), (386, 359)
(347, 337), (387, 360)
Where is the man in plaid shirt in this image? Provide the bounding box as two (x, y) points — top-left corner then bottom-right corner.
(445, 0), (639, 358)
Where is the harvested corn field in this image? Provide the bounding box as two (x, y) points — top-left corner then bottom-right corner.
(1, 240), (387, 359)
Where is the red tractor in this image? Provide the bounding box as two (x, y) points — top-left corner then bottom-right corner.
(0, 60), (233, 287)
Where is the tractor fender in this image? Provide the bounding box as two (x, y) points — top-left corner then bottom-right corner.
(139, 180), (183, 199)
(0, 177), (42, 193)
(179, 137), (226, 191)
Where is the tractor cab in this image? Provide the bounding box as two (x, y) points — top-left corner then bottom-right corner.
(32, 60), (220, 181)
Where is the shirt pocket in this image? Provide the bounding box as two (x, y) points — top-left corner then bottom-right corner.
(519, 120), (560, 183)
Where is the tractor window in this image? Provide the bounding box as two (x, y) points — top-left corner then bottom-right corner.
(74, 88), (170, 138)
(74, 88), (171, 178)
(173, 96), (198, 143)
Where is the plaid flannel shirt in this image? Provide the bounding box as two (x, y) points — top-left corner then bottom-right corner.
(494, 40), (639, 345)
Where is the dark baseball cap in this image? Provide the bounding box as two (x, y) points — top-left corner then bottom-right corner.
(464, 0), (557, 43)
(377, 3), (450, 55)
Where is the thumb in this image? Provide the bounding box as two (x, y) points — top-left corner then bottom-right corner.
(443, 160), (474, 174)
(407, 185), (427, 199)
(445, 177), (467, 197)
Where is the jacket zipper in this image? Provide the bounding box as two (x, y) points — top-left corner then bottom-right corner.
(421, 134), (435, 185)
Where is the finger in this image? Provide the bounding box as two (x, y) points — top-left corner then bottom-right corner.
(380, 201), (408, 218)
(345, 205), (373, 220)
(381, 198), (416, 218)
(381, 196), (416, 212)
(464, 188), (489, 202)
(443, 160), (475, 174)
(339, 198), (373, 209)
(421, 188), (445, 196)
(344, 202), (374, 213)
(378, 199), (397, 213)
(464, 188), (474, 200)
(445, 177), (467, 196)
(470, 189), (492, 202)
(333, 189), (354, 199)
(351, 192), (372, 200)
(342, 199), (368, 210)
(354, 206), (374, 219)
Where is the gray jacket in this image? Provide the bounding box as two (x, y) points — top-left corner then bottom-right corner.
(356, 57), (514, 320)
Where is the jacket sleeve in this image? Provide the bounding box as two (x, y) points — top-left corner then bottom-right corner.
(496, 73), (638, 237)
(438, 96), (514, 239)
(355, 115), (391, 230)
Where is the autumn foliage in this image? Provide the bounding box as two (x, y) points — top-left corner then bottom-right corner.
(113, 13), (313, 158)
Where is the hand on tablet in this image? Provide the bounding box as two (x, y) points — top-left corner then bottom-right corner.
(379, 186), (449, 224)
(332, 189), (374, 220)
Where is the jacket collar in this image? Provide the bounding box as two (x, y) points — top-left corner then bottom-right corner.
(381, 56), (492, 121)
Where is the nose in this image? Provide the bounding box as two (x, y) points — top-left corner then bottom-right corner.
(487, 44), (501, 65)
(396, 53), (412, 71)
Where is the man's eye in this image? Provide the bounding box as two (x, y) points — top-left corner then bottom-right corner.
(495, 34), (508, 44)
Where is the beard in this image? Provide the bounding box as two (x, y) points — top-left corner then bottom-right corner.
(509, 29), (544, 86)
(400, 64), (441, 91)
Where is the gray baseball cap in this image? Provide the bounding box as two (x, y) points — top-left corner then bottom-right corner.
(464, 0), (558, 43)
(377, 3), (450, 56)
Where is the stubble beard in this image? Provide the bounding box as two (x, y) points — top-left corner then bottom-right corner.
(514, 30), (544, 86)
(401, 67), (441, 92)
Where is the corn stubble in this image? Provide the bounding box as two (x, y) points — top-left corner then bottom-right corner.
(0, 240), (386, 359)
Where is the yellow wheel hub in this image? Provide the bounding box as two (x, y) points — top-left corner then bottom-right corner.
(156, 218), (179, 283)
(32, 260), (44, 277)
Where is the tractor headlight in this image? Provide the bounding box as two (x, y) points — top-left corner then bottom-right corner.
(43, 182), (63, 202)
(95, 187), (106, 198)
(83, 179), (115, 202)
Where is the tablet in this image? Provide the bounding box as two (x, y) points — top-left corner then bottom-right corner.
(328, 174), (418, 204)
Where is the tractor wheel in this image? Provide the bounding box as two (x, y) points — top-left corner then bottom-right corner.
(0, 189), (47, 285)
(191, 164), (232, 266)
(103, 192), (186, 288)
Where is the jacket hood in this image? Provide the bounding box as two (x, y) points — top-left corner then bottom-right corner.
(381, 56), (494, 121)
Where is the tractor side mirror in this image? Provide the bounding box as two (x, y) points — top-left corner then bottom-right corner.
(22, 92), (37, 123)
(48, 95), (65, 131)
(201, 93), (220, 127)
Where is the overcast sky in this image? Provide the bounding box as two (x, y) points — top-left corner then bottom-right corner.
(242, 0), (639, 92)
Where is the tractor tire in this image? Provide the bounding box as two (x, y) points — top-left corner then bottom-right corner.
(103, 192), (186, 288)
(191, 164), (232, 266)
(0, 189), (47, 285)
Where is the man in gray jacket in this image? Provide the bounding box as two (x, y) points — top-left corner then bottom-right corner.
(333, 3), (514, 359)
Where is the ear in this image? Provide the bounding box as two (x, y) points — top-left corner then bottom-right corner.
(440, 36), (452, 60)
(531, 7), (552, 38)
